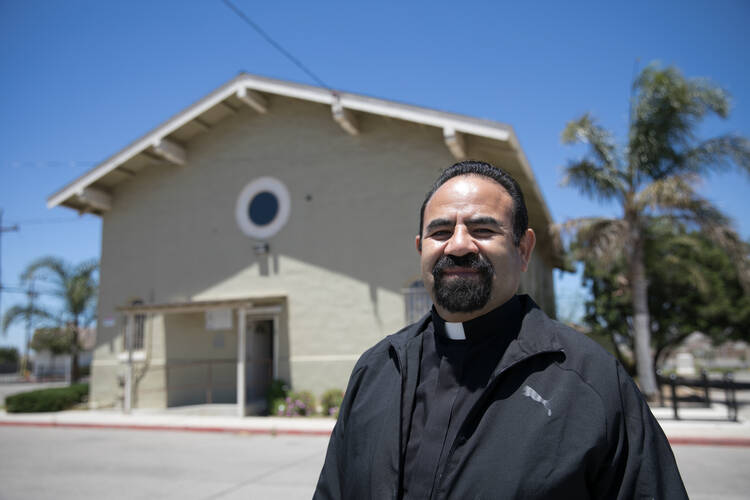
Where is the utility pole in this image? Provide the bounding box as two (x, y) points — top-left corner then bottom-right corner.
(20, 281), (38, 377)
(0, 209), (20, 328)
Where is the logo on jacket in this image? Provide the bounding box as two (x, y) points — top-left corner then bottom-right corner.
(522, 385), (552, 417)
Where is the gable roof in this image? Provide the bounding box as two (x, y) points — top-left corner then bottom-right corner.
(47, 72), (562, 265)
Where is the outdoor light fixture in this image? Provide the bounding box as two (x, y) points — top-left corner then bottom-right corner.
(253, 242), (270, 255)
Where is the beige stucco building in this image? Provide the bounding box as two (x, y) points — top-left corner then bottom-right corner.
(48, 73), (563, 415)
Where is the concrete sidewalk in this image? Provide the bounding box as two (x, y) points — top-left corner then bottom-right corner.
(2, 403), (749, 446)
(651, 403), (750, 446)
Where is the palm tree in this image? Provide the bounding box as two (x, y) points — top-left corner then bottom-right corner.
(2, 257), (98, 382)
(562, 64), (750, 398)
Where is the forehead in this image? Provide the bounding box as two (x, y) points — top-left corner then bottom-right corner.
(425, 175), (512, 220)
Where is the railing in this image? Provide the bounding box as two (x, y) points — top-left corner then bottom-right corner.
(134, 359), (238, 406)
(656, 371), (749, 422)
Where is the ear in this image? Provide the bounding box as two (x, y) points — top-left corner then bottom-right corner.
(415, 235), (422, 254)
(518, 228), (536, 272)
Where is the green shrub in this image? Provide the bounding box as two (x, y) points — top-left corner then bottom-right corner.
(321, 388), (344, 418)
(269, 397), (288, 416)
(5, 383), (89, 413)
(266, 379), (289, 415)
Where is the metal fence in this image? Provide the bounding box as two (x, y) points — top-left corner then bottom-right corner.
(657, 371), (749, 421)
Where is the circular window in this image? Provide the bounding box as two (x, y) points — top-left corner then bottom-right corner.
(235, 177), (291, 239)
(248, 191), (279, 226)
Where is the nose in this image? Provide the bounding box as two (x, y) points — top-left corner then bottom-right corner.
(444, 225), (478, 257)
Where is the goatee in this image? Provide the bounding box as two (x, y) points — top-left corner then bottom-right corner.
(432, 253), (494, 313)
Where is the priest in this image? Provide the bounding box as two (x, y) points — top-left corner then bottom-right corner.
(314, 160), (687, 499)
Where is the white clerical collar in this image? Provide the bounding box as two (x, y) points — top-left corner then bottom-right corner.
(444, 322), (466, 340)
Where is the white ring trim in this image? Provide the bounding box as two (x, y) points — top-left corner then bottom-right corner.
(235, 177), (291, 239)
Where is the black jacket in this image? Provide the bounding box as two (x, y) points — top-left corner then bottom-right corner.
(314, 296), (687, 499)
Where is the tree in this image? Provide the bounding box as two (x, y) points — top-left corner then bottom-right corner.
(31, 326), (77, 355)
(0, 346), (19, 373)
(580, 219), (750, 375)
(562, 64), (750, 397)
(2, 257), (98, 382)
(2, 294), (55, 374)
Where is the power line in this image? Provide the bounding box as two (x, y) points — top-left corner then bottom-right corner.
(220, 0), (333, 91)
(1, 285), (58, 297)
(5, 216), (88, 226)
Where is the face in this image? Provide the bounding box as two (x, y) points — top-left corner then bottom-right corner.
(416, 175), (535, 322)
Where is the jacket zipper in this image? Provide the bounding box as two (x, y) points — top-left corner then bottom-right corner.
(432, 347), (563, 499)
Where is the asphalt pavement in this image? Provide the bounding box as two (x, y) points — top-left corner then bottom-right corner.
(1, 426), (748, 500)
(0, 426), (328, 500)
(1, 378), (750, 499)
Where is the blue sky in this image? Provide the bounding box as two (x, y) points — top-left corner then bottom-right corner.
(1, 0), (749, 353)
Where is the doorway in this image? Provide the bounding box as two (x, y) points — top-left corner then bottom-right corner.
(245, 318), (274, 411)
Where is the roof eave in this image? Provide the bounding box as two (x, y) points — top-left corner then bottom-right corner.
(47, 73), (515, 212)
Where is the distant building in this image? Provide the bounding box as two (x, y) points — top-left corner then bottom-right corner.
(32, 327), (96, 380)
(662, 332), (749, 373)
(48, 73), (563, 415)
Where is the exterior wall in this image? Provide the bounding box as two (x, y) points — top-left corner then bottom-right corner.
(163, 312), (238, 406)
(90, 313), (168, 409)
(519, 252), (555, 318)
(92, 95), (558, 406)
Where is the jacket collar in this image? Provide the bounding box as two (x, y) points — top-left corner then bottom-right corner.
(388, 294), (564, 369)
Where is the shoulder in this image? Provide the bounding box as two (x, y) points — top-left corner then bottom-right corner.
(520, 296), (617, 369)
(524, 297), (615, 363)
(519, 296), (627, 401)
(349, 315), (427, 376)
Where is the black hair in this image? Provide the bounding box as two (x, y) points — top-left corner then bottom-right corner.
(418, 160), (528, 247)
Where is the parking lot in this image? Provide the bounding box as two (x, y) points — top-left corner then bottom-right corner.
(1, 425), (748, 499)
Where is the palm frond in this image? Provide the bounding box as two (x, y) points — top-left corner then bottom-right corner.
(679, 134), (750, 176)
(562, 159), (624, 202)
(629, 65), (732, 180)
(562, 114), (620, 168)
(563, 217), (628, 267)
(2, 304), (56, 333)
(636, 176), (731, 226)
(20, 256), (68, 286)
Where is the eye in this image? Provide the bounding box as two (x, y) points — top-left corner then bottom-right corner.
(472, 228), (496, 236)
(429, 229), (452, 239)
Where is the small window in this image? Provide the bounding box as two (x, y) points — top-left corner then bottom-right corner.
(133, 313), (145, 351)
(122, 300), (146, 351)
(403, 280), (432, 324)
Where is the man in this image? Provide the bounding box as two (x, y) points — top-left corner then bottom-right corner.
(315, 161), (687, 499)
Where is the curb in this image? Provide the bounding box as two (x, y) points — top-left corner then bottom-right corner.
(4, 420), (750, 446)
(0, 420), (333, 436)
(667, 436), (750, 447)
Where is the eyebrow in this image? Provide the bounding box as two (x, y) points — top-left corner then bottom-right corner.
(424, 216), (504, 233)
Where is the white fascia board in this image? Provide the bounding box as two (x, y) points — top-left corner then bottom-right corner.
(506, 129), (555, 228)
(236, 74), (512, 142)
(48, 73), (513, 209)
(338, 96), (511, 143)
(47, 75), (253, 209)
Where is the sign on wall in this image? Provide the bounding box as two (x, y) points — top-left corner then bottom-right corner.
(205, 308), (233, 331)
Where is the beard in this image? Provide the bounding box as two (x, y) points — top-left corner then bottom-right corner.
(431, 253), (494, 313)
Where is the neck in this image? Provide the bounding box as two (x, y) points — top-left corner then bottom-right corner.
(434, 294), (514, 323)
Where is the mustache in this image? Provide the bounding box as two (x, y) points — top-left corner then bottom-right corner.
(432, 253), (493, 278)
